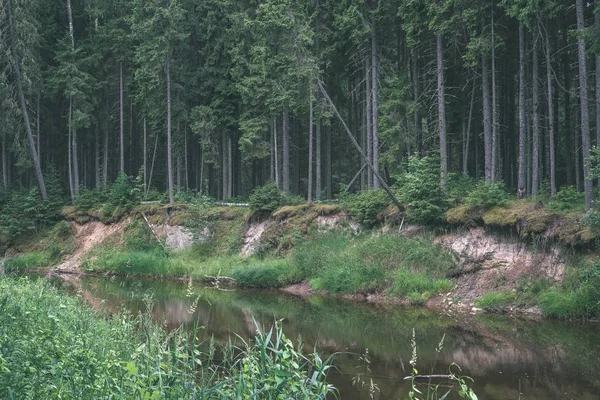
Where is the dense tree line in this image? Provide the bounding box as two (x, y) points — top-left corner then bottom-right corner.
(1, 0), (600, 208)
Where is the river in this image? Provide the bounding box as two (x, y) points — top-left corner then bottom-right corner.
(52, 275), (600, 399)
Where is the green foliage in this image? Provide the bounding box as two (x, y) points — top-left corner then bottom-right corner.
(548, 186), (585, 212)
(0, 278), (336, 399)
(0, 187), (59, 243)
(397, 156), (447, 225)
(3, 252), (49, 273)
(291, 232), (456, 297)
(75, 186), (106, 211)
(475, 292), (516, 310)
(101, 173), (141, 222)
(339, 189), (389, 227)
(83, 249), (168, 275)
(232, 260), (297, 288)
(249, 182), (303, 213)
(538, 262), (600, 319)
(465, 182), (509, 209)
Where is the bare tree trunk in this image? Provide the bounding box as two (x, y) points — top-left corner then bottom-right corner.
(143, 118), (147, 195)
(326, 125), (332, 199)
(119, 62), (125, 173)
(166, 55), (174, 204)
(147, 133), (158, 197)
(68, 101), (74, 202)
(228, 133), (233, 198)
(518, 22), (527, 198)
(177, 151), (182, 192)
(596, 9), (600, 189)
(273, 116), (280, 189)
(491, 8), (498, 181)
(36, 91), (40, 161)
(546, 23), (556, 198)
(365, 58), (373, 189)
(371, 18), (380, 188)
(308, 89), (314, 202)
(2, 133), (7, 190)
(316, 121), (321, 200)
(463, 80), (476, 175)
(437, 34), (448, 188)
(103, 123), (108, 186)
(412, 51), (422, 156)
(221, 135), (227, 200)
(73, 125), (79, 196)
(184, 122), (189, 190)
(532, 33), (540, 197)
(482, 54), (492, 184)
(95, 125), (100, 189)
(576, 0), (593, 209)
(283, 106), (290, 194)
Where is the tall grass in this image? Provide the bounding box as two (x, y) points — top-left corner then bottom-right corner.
(0, 277), (336, 399)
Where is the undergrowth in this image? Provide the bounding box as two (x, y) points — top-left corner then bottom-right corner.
(0, 277), (336, 399)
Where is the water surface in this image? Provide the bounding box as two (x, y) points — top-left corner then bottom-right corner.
(65, 276), (600, 399)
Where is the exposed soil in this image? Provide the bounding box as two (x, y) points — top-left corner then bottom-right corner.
(55, 220), (129, 275)
(435, 227), (564, 304)
(240, 220), (271, 257)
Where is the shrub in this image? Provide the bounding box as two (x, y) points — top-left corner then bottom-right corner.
(465, 181), (509, 209)
(548, 186), (585, 212)
(389, 272), (453, 300)
(75, 186), (106, 210)
(101, 173), (141, 222)
(339, 189), (389, 227)
(249, 182), (287, 212)
(249, 182), (303, 212)
(397, 156), (447, 224)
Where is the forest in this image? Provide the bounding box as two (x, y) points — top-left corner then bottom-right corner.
(1, 0), (600, 208)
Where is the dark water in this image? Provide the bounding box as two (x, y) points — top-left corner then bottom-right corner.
(61, 275), (600, 399)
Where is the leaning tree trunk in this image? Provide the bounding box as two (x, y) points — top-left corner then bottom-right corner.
(518, 22), (527, 198)
(532, 32), (540, 197)
(437, 34), (448, 188)
(166, 55), (174, 204)
(576, 0), (593, 210)
(546, 22), (556, 198)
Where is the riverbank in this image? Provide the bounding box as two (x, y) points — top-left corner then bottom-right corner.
(2, 201), (600, 320)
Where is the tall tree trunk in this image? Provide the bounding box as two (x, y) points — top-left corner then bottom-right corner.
(119, 62), (125, 173)
(166, 55), (174, 204)
(437, 34), (448, 188)
(316, 121), (321, 200)
(576, 0), (593, 209)
(532, 32), (540, 197)
(147, 133), (158, 197)
(482, 54), (492, 184)
(463, 80), (476, 175)
(95, 125), (100, 189)
(36, 91), (40, 161)
(412, 51), (422, 156)
(546, 22), (556, 198)
(228, 133), (233, 198)
(371, 17), (380, 188)
(326, 125), (332, 199)
(308, 89), (314, 202)
(68, 101), (74, 202)
(491, 8), (498, 181)
(2, 133), (7, 190)
(596, 9), (600, 188)
(222, 135), (227, 200)
(365, 58), (373, 189)
(184, 122), (188, 190)
(518, 22), (527, 198)
(143, 118), (147, 195)
(283, 106), (290, 194)
(273, 116), (280, 189)
(73, 125), (79, 196)
(103, 123), (109, 186)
